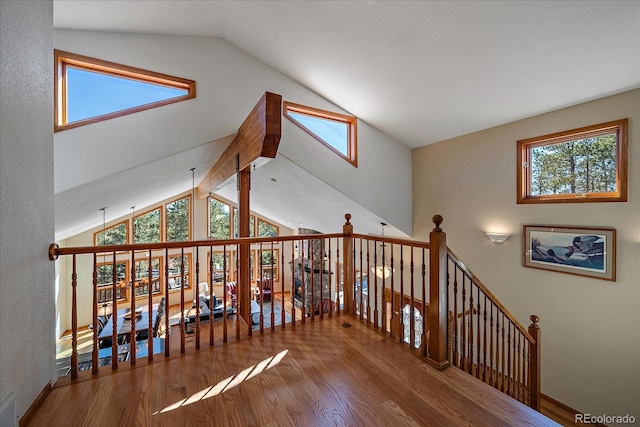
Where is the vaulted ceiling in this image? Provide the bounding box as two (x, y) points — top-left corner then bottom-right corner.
(52, 1), (640, 240)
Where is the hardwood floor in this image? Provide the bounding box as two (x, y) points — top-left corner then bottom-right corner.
(37, 314), (558, 426)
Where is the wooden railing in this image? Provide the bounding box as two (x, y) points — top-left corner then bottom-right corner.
(49, 213), (540, 410)
(446, 250), (541, 409)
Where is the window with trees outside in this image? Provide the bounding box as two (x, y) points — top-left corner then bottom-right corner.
(167, 254), (190, 291)
(258, 219), (278, 237)
(133, 257), (162, 298)
(284, 101), (358, 167)
(166, 196), (190, 242)
(209, 197), (230, 239)
(233, 208), (255, 238)
(94, 221), (128, 246)
(208, 251), (230, 285)
(517, 119), (628, 204)
(134, 208), (161, 243)
(258, 249), (279, 281)
(96, 260), (128, 304)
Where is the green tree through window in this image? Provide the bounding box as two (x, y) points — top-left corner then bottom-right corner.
(95, 221), (128, 246)
(209, 197), (230, 239)
(134, 208), (160, 243)
(166, 196), (190, 242)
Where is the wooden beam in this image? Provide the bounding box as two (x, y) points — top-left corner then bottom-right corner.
(197, 92), (282, 197)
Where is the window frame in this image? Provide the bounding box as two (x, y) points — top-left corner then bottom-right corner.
(166, 253), (191, 292)
(284, 101), (358, 167)
(208, 196), (232, 240)
(165, 195), (191, 242)
(54, 49), (196, 132)
(133, 256), (163, 298)
(517, 119), (628, 204)
(96, 260), (130, 304)
(94, 220), (129, 246)
(133, 207), (162, 244)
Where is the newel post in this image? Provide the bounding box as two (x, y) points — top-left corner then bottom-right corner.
(429, 214), (449, 368)
(528, 315), (541, 411)
(342, 214), (354, 316)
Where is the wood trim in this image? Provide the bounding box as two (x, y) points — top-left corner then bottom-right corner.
(517, 118), (628, 204)
(19, 381), (51, 427)
(165, 194), (192, 242)
(541, 394), (607, 427)
(283, 101), (358, 167)
(197, 92), (282, 196)
(93, 219), (130, 246)
(54, 50), (196, 132)
(133, 207), (163, 244)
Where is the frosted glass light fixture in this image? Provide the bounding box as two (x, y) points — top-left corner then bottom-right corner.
(486, 232), (510, 244)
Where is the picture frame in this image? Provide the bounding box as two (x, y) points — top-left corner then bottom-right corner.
(523, 225), (616, 281)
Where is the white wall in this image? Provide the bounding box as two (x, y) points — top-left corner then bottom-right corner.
(0, 0), (55, 421)
(413, 89), (640, 418)
(53, 30), (412, 236)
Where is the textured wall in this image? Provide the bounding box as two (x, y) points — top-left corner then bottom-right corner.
(0, 0), (55, 421)
(413, 89), (640, 418)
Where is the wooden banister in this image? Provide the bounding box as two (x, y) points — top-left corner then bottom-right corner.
(428, 215), (449, 369)
(342, 214), (354, 315)
(528, 315), (541, 410)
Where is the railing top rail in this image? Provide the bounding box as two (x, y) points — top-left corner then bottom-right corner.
(447, 247), (535, 344)
(352, 233), (431, 250)
(49, 233), (345, 260)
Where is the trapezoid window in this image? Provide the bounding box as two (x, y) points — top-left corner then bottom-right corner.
(54, 50), (196, 132)
(517, 119), (628, 204)
(284, 101), (358, 167)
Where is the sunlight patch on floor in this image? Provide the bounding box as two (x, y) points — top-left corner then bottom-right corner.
(153, 348), (288, 415)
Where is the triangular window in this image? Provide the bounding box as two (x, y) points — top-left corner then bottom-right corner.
(284, 101), (357, 167)
(54, 50), (196, 132)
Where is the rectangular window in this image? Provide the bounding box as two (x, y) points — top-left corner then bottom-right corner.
(517, 119), (628, 203)
(258, 249), (279, 281)
(167, 254), (191, 291)
(96, 260), (128, 304)
(209, 196), (231, 239)
(94, 220), (128, 246)
(233, 208), (255, 238)
(133, 257), (162, 297)
(166, 196), (190, 242)
(258, 218), (279, 237)
(284, 101), (358, 167)
(208, 251), (231, 285)
(134, 208), (161, 243)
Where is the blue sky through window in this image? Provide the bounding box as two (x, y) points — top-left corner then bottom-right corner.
(288, 111), (348, 156)
(66, 67), (188, 122)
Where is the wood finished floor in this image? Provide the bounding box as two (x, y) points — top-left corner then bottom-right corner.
(36, 314), (558, 427)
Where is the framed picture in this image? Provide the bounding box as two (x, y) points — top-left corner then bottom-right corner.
(523, 225), (616, 281)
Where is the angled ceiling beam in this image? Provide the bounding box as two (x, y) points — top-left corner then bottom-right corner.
(197, 91), (282, 198)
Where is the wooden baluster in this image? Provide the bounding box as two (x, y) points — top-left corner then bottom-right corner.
(352, 246), (357, 315)
(468, 279), (473, 375)
(475, 285), (480, 379)
(359, 239), (363, 319)
(148, 248), (154, 360)
(311, 238), (316, 322)
(209, 247), (214, 346)
(259, 242), (264, 332)
(489, 302), (494, 387)
(389, 243), (395, 339)
(291, 241), (296, 326)
(452, 266), (458, 367)
(235, 243), (241, 339)
(482, 293), (487, 382)
(281, 242), (286, 327)
(528, 315), (541, 410)
(374, 242), (380, 329)
(300, 239), (306, 322)
(410, 247), (415, 350)
(92, 254), (98, 374)
(517, 332), (522, 402)
(164, 247), (170, 357)
(461, 274), (466, 371)
(327, 239), (332, 320)
(366, 240), (371, 321)
(112, 251), (119, 369)
(179, 248), (185, 354)
(507, 321), (512, 396)
(319, 239), (324, 321)
(421, 249), (427, 358)
(501, 313), (506, 393)
(336, 243), (340, 317)
(70, 255), (78, 379)
(195, 247), (200, 349)
(222, 245), (228, 343)
(271, 241), (275, 330)
(523, 336), (529, 404)
(399, 245), (405, 345)
(130, 249), (137, 364)
(380, 242), (386, 334)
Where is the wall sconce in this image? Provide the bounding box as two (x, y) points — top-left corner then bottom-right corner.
(486, 232), (510, 244)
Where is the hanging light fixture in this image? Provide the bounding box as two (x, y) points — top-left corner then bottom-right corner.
(371, 222), (395, 279)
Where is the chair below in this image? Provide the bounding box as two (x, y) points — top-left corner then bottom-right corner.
(255, 278), (273, 302)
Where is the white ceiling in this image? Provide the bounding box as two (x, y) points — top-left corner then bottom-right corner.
(52, 1), (640, 241)
(54, 0), (640, 148)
